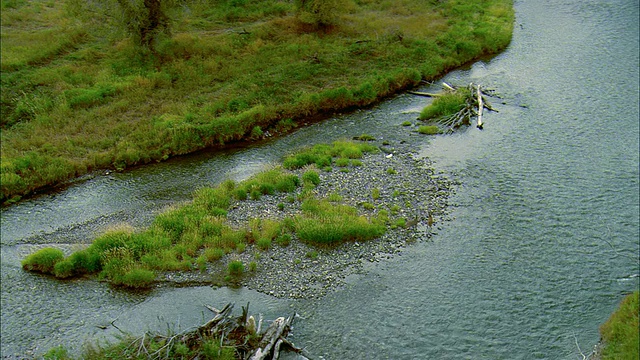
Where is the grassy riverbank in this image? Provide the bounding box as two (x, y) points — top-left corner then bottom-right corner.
(599, 291), (639, 360)
(0, 0), (514, 204)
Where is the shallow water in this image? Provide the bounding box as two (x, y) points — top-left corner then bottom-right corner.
(2, 0), (639, 358)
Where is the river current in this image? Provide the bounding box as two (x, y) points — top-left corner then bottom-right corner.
(1, 0), (638, 359)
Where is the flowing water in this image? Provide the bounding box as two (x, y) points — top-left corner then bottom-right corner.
(1, 0), (638, 358)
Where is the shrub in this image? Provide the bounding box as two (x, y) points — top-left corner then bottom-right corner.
(22, 248), (64, 273)
(371, 188), (380, 200)
(256, 238), (271, 250)
(335, 158), (350, 167)
(227, 260), (244, 276)
(361, 202), (375, 210)
(302, 170), (321, 186)
(275, 233), (291, 247)
(295, 0), (342, 29)
(205, 247), (225, 262)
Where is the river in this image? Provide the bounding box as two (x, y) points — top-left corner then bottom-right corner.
(1, 0), (638, 359)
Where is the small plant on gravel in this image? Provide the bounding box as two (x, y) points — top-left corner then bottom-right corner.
(196, 255), (207, 272)
(276, 233), (291, 247)
(371, 188), (381, 200)
(227, 260), (244, 276)
(335, 158), (350, 167)
(305, 251), (319, 259)
(302, 170), (321, 186)
(248, 261), (257, 272)
(402, 121), (412, 126)
(392, 218), (407, 229)
(327, 192), (343, 202)
(386, 168), (397, 175)
(361, 202), (375, 210)
(205, 248), (225, 261)
(277, 202), (285, 211)
(256, 238), (271, 250)
(351, 159), (363, 166)
(390, 204), (401, 214)
(295, 197), (386, 244)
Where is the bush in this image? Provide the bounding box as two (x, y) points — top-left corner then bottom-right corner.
(302, 170), (321, 186)
(205, 247), (225, 262)
(295, 0), (342, 29)
(22, 248), (64, 273)
(227, 260), (244, 276)
(256, 238), (271, 250)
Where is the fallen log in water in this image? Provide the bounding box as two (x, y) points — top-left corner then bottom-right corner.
(414, 82), (498, 133)
(124, 303), (307, 360)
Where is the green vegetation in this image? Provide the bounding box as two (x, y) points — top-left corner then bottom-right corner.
(419, 89), (470, 120)
(21, 166), (300, 287)
(227, 260), (244, 276)
(21, 140), (394, 287)
(401, 121), (413, 127)
(22, 247), (64, 273)
(295, 197), (385, 244)
(417, 125), (442, 135)
(600, 291), (639, 360)
(1, 0), (514, 204)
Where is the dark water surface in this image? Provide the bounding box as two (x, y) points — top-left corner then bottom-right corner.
(2, 0), (638, 358)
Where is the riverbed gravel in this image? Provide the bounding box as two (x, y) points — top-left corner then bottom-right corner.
(157, 139), (452, 299)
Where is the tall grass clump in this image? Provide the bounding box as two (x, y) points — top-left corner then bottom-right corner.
(600, 291), (639, 360)
(295, 197), (386, 245)
(283, 140), (378, 170)
(419, 89), (469, 120)
(21, 248), (64, 273)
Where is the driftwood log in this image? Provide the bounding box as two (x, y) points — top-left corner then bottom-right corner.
(415, 82), (498, 133)
(126, 303), (310, 360)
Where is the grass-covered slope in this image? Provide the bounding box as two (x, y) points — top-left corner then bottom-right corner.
(599, 291), (639, 360)
(1, 0), (514, 204)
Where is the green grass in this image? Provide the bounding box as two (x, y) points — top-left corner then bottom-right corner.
(1, 0), (514, 204)
(21, 140), (419, 287)
(419, 89), (470, 120)
(600, 291), (639, 360)
(21, 247), (64, 273)
(295, 197), (386, 244)
(417, 125), (442, 135)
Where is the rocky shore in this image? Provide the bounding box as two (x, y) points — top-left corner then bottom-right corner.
(159, 140), (452, 300)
